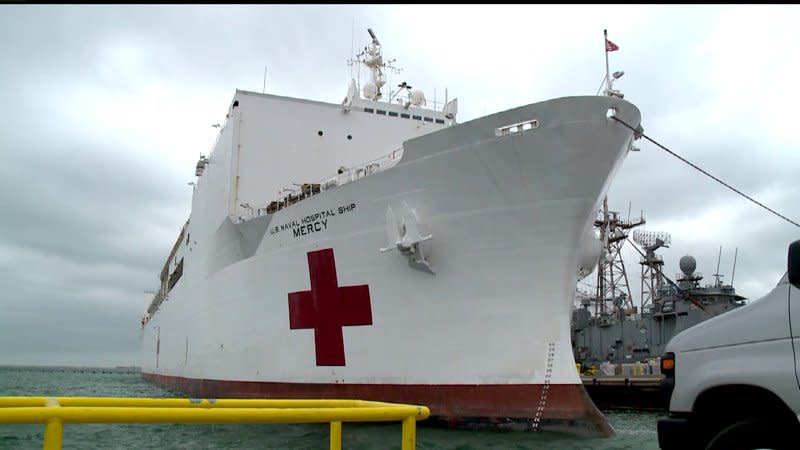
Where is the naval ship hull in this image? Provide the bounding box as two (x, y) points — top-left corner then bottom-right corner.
(141, 95), (641, 436)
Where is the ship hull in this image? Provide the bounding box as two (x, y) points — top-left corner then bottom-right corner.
(141, 95), (641, 437)
(143, 372), (610, 434)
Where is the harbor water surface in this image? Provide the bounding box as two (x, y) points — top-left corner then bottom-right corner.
(0, 366), (664, 449)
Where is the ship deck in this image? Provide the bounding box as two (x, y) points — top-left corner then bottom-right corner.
(581, 375), (668, 411)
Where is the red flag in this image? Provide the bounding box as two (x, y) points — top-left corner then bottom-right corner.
(605, 38), (619, 52)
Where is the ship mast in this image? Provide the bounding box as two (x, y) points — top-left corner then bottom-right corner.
(633, 229), (672, 313)
(354, 28), (401, 102)
(344, 27), (459, 123)
(712, 246), (724, 288)
(593, 197), (645, 318)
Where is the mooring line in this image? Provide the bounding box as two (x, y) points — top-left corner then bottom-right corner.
(612, 116), (799, 229)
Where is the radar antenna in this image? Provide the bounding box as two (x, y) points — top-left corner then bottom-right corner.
(632, 229), (671, 312)
(351, 28), (402, 101)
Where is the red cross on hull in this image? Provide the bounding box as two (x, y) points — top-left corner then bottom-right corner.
(288, 248), (372, 366)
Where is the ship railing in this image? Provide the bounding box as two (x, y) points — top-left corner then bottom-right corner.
(143, 289), (165, 317)
(639, 255), (664, 264)
(0, 396), (430, 450)
(676, 271), (703, 281)
(359, 95), (450, 115)
(239, 147), (405, 222)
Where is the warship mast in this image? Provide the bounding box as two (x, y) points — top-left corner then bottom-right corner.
(593, 196), (645, 319)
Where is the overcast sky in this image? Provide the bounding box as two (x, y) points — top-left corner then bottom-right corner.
(1, 5), (798, 367)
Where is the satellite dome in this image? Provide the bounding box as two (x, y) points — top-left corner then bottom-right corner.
(363, 82), (379, 101)
(409, 89), (426, 107)
(679, 255), (696, 276)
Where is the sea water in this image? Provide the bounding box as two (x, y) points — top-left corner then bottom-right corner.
(0, 366), (664, 449)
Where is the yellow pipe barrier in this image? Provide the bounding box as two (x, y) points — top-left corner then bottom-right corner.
(402, 415), (417, 450)
(42, 418), (63, 450)
(330, 421), (342, 450)
(0, 397), (374, 408)
(42, 398), (62, 450)
(0, 396), (430, 450)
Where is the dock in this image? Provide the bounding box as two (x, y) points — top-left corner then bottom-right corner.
(582, 375), (668, 411)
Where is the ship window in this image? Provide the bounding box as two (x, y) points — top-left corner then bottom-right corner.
(347, 135), (352, 140)
(435, 119), (445, 124)
(317, 130), (323, 136)
(186, 233), (190, 245)
(388, 111), (398, 117)
(376, 109), (387, 115)
(364, 108), (374, 113)
(412, 115), (422, 120)
(400, 113), (410, 119)
(424, 117), (434, 122)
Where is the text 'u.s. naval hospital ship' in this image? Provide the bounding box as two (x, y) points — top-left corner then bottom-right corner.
(140, 28), (642, 436)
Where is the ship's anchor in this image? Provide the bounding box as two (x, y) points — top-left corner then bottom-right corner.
(380, 202), (435, 275)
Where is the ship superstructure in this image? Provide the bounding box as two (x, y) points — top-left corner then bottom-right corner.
(571, 208), (746, 365)
(141, 29), (642, 436)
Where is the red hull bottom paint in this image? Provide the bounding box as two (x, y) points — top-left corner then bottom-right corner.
(142, 373), (614, 437)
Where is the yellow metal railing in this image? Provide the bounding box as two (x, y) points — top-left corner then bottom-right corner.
(0, 397), (430, 450)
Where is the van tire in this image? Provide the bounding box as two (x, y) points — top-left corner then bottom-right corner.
(704, 417), (795, 450)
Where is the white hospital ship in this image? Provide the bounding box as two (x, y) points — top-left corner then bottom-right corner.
(141, 28), (642, 436)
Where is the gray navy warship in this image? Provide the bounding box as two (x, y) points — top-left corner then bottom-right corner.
(571, 199), (746, 368)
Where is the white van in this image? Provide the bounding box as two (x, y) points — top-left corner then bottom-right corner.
(657, 240), (800, 450)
